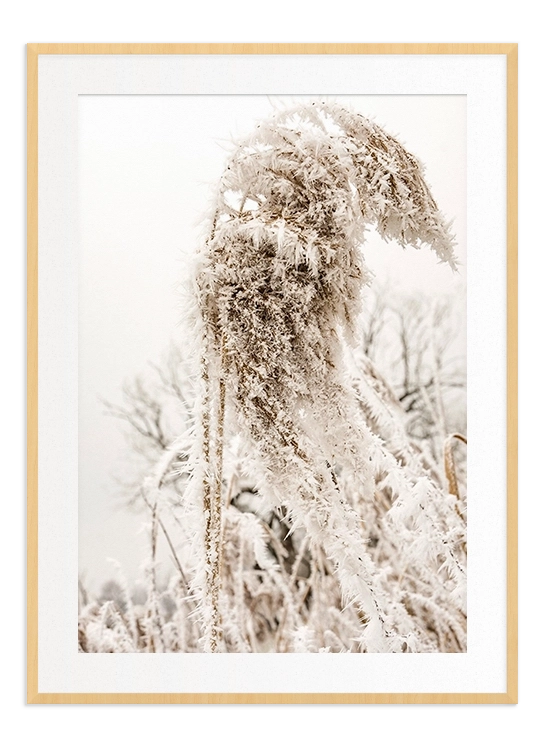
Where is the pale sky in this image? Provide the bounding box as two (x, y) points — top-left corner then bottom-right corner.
(78, 95), (466, 593)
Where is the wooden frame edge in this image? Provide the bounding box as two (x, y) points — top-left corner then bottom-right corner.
(28, 692), (516, 705)
(27, 42), (516, 56)
(505, 42), (518, 706)
(27, 41), (39, 706)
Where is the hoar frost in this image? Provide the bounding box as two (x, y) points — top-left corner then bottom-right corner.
(79, 102), (466, 655)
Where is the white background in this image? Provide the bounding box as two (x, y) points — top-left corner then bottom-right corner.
(1, 3), (541, 746)
(40, 54), (496, 695)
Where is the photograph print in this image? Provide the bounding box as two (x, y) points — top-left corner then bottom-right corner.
(77, 95), (467, 654)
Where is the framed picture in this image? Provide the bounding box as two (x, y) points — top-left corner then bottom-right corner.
(27, 43), (517, 704)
